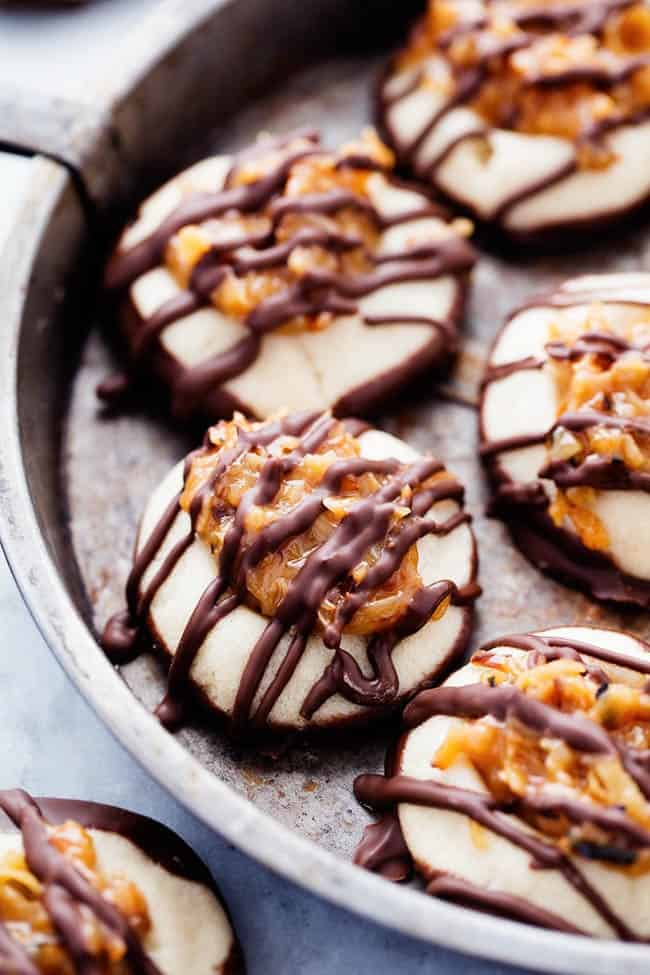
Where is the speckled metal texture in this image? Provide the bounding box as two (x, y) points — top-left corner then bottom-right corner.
(1, 2), (650, 972)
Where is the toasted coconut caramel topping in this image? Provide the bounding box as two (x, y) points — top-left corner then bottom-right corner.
(0, 817), (150, 973)
(397, 1), (650, 170)
(181, 413), (451, 635)
(164, 130), (392, 333)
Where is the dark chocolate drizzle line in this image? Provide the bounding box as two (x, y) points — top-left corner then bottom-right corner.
(354, 627), (650, 940)
(131, 291), (202, 361)
(545, 331), (650, 363)
(539, 456), (650, 494)
(354, 773), (636, 940)
(353, 811), (412, 882)
(486, 480), (549, 515)
(102, 133), (474, 411)
(480, 631), (650, 678)
(481, 355), (544, 386)
(323, 476), (464, 647)
(0, 790), (162, 974)
(402, 683), (616, 754)
(0, 921), (39, 975)
(102, 490), (188, 664)
(425, 874), (588, 936)
(480, 429), (547, 459)
(301, 579), (461, 720)
(557, 409), (650, 437)
(525, 52), (650, 90)
(43, 885), (104, 975)
(380, 0), (648, 220)
(102, 413), (477, 729)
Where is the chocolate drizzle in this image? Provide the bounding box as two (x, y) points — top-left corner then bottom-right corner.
(0, 922), (39, 975)
(480, 278), (650, 606)
(425, 874), (588, 935)
(539, 456), (650, 494)
(353, 811), (412, 882)
(0, 790), (162, 974)
(402, 683), (616, 754)
(102, 132), (475, 419)
(379, 0), (650, 233)
(481, 630), (650, 680)
(353, 628), (650, 941)
(102, 412), (478, 731)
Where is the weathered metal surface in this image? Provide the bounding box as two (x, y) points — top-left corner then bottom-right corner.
(2, 6), (650, 974)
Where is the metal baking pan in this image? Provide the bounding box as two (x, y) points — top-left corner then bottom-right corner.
(1, 2), (649, 972)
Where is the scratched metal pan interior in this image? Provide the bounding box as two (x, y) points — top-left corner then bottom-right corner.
(17, 3), (650, 972)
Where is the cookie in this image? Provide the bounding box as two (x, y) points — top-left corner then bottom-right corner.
(0, 790), (243, 973)
(101, 129), (475, 419)
(355, 624), (650, 940)
(379, 1), (650, 242)
(102, 411), (479, 733)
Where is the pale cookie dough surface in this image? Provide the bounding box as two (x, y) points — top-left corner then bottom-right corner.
(137, 428), (476, 731)
(397, 625), (650, 940)
(481, 272), (650, 591)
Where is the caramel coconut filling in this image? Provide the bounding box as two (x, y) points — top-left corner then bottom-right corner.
(164, 131), (389, 335)
(181, 414), (450, 634)
(542, 305), (650, 551)
(102, 411), (479, 730)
